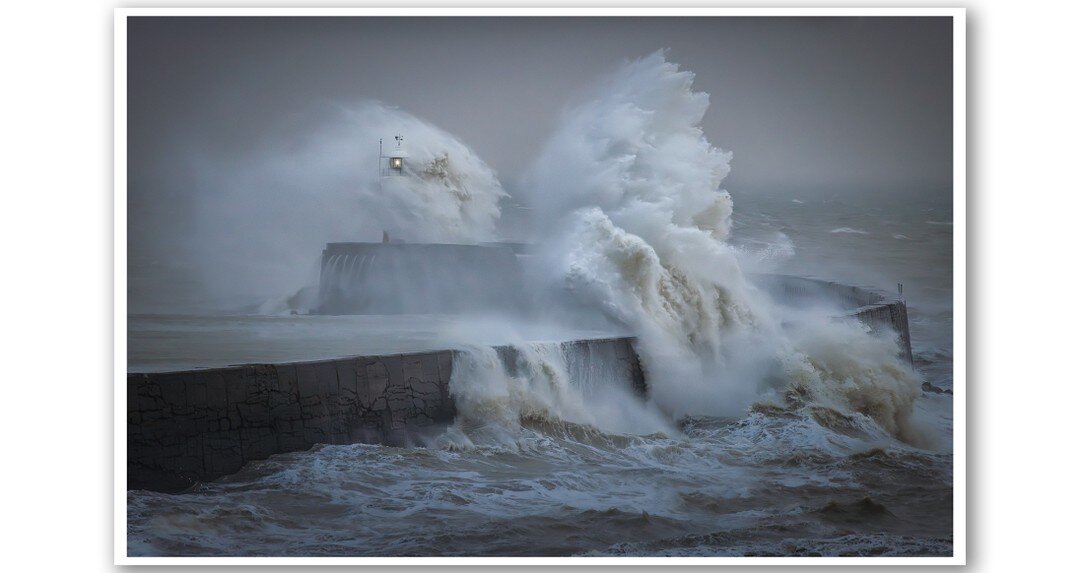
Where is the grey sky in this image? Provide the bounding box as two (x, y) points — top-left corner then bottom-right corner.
(129, 16), (951, 191)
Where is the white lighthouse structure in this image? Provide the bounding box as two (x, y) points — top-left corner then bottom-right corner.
(379, 135), (407, 177)
(377, 135), (408, 243)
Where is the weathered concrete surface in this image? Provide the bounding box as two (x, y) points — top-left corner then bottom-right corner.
(128, 338), (643, 492)
(753, 274), (915, 367)
(127, 350), (455, 492)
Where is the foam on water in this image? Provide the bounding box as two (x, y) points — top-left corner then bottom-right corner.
(127, 405), (951, 556)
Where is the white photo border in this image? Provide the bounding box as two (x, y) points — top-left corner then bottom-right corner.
(114, 5), (966, 566)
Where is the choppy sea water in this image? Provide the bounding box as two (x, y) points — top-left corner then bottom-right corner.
(127, 193), (954, 557)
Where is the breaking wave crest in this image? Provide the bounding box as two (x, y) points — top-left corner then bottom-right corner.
(511, 50), (922, 441)
(769, 319), (923, 443)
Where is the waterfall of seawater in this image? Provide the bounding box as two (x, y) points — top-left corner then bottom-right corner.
(442, 342), (674, 450)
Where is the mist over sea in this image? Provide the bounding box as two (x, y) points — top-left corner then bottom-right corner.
(127, 53), (953, 557)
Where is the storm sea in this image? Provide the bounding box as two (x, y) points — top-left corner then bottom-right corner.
(127, 191), (953, 557)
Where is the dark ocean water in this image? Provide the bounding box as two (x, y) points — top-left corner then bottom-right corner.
(127, 192), (954, 557)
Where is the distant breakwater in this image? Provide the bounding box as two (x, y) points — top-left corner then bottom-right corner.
(753, 274), (914, 367)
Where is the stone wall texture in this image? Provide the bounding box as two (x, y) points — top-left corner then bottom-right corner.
(128, 338), (643, 493)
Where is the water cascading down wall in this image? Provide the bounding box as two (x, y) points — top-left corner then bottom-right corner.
(316, 242), (526, 314)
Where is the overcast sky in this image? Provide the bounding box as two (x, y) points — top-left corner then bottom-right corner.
(129, 16), (951, 190)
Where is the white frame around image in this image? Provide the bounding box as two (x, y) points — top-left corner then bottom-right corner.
(114, 6), (966, 566)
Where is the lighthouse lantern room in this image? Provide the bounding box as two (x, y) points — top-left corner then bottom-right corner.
(380, 135), (406, 176)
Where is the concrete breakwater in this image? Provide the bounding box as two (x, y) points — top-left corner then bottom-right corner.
(127, 276), (913, 493)
(753, 274), (914, 367)
(127, 337), (644, 493)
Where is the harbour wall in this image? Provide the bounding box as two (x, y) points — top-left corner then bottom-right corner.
(127, 337), (644, 493)
(753, 274), (914, 367)
(128, 276), (913, 493)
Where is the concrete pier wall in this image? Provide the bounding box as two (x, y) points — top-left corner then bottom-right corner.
(851, 301), (914, 367)
(754, 274), (914, 366)
(128, 275), (914, 492)
(128, 337), (643, 492)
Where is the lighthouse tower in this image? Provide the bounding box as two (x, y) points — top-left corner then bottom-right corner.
(377, 135), (408, 243)
(379, 135), (407, 177)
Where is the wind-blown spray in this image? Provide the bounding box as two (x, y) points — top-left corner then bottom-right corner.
(188, 102), (506, 311)
(522, 51), (776, 418)
(521, 51), (921, 438)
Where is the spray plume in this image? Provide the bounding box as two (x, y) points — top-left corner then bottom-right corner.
(188, 102), (506, 310)
(517, 51), (921, 438)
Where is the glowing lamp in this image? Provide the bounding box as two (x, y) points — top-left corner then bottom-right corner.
(390, 156), (404, 171)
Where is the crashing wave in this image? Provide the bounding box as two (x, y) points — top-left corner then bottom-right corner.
(517, 50), (921, 439)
